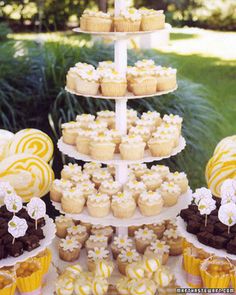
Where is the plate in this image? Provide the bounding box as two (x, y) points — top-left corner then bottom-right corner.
(57, 136), (186, 165)
(51, 189), (192, 226)
(1, 215), (56, 267)
(176, 217), (236, 260)
(65, 86), (177, 100)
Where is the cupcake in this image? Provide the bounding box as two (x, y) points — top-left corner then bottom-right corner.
(55, 215), (74, 238)
(119, 135), (145, 160)
(67, 225), (89, 246)
(59, 236), (82, 262)
(117, 249), (141, 275)
(160, 181), (181, 206)
(111, 235), (134, 259)
(141, 170), (162, 191)
(50, 179), (73, 202)
(55, 273), (74, 295)
(66, 67), (79, 91)
(91, 225), (114, 243)
(155, 123), (180, 147)
(76, 129), (97, 155)
(153, 267), (173, 288)
(140, 8), (165, 31)
(146, 222), (166, 238)
(124, 179), (146, 201)
(89, 132), (115, 160)
(100, 70), (127, 97)
(127, 109), (138, 123)
(0, 271), (16, 295)
(88, 120), (108, 132)
(71, 172), (90, 184)
(114, 8), (141, 32)
(109, 129), (122, 153)
(87, 193), (111, 218)
(85, 234), (108, 252)
(76, 113), (95, 128)
(36, 248), (52, 278)
(134, 227), (156, 254)
(74, 68), (100, 95)
(144, 240), (170, 265)
(99, 180), (121, 196)
(79, 181), (96, 200)
(156, 67), (177, 91)
(129, 163), (147, 180)
(87, 247), (110, 272)
(61, 121), (81, 145)
(61, 188), (86, 214)
(163, 229), (183, 256)
(97, 110), (115, 129)
(80, 221), (92, 233)
(138, 191), (164, 216)
(151, 164), (170, 179)
(163, 114), (183, 135)
(141, 110), (162, 127)
(92, 169), (112, 188)
(129, 125), (151, 143)
(83, 10), (112, 32)
(61, 163), (82, 180)
(97, 61), (115, 71)
(111, 192), (136, 219)
(148, 132), (175, 157)
(135, 118), (156, 132)
(166, 172), (188, 193)
(83, 162), (102, 176)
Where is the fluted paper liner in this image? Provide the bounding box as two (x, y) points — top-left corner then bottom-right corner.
(183, 247), (202, 287)
(0, 272), (16, 295)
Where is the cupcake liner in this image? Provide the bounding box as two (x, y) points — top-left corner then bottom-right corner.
(141, 14), (165, 31)
(0, 272), (16, 295)
(131, 78), (157, 96)
(75, 76), (99, 95)
(230, 271), (236, 289)
(101, 82), (127, 97)
(17, 268), (43, 293)
(114, 18), (141, 32)
(89, 142), (115, 160)
(156, 75), (177, 92)
(36, 248), (52, 275)
(86, 17), (112, 32)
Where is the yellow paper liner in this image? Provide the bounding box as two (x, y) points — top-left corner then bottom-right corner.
(36, 248), (52, 275)
(0, 272), (16, 295)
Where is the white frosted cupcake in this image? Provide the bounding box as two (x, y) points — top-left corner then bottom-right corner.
(76, 113), (95, 128)
(114, 8), (141, 32)
(162, 229), (183, 256)
(87, 247), (110, 272)
(135, 118), (156, 132)
(75, 62), (95, 71)
(134, 227), (156, 254)
(151, 165), (170, 179)
(111, 192), (136, 219)
(156, 67), (177, 91)
(141, 111), (162, 127)
(96, 110), (115, 128)
(124, 179), (146, 201)
(71, 172), (90, 184)
(97, 61), (115, 70)
(148, 132), (175, 157)
(59, 236), (82, 262)
(61, 188), (86, 214)
(83, 10), (112, 32)
(117, 249), (141, 275)
(100, 70), (127, 97)
(83, 162), (102, 175)
(99, 180), (121, 196)
(163, 114), (183, 135)
(138, 191), (163, 216)
(61, 163), (82, 180)
(55, 215), (74, 238)
(156, 123), (180, 147)
(88, 119), (108, 132)
(140, 8), (165, 31)
(76, 129), (97, 155)
(87, 193), (111, 218)
(66, 67), (79, 91)
(67, 224), (89, 246)
(85, 234), (108, 252)
(119, 135), (145, 160)
(79, 181), (96, 200)
(141, 170), (162, 191)
(160, 181), (181, 206)
(91, 225), (114, 242)
(145, 240), (170, 264)
(111, 235), (134, 259)
(166, 172), (188, 193)
(89, 132), (115, 160)
(129, 163), (148, 179)
(61, 121), (81, 145)
(92, 169), (112, 188)
(129, 125), (151, 143)
(127, 109), (138, 125)
(50, 179), (73, 202)
(74, 67), (100, 95)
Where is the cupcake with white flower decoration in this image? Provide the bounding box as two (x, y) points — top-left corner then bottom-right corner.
(100, 69), (127, 97)
(129, 125), (152, 143)
(166, 172), (188, 193)
(76, 113), (95, 128)
(148, 131), (175, 157)
(74, 68), (100, 95)
(111, 191), (136, 219)
(71, 172), (90, 184)
(114, 8), (141, 32)
(160, 181), (181, 206)
(141, 111), (162, 127)
(79, 181), (96, 199)
(61, 121), (82, 145)
(156, 67), (177, 91)
(87, 247), (110, 271)
(129, 163), (148, 179)
(146, 222), (166, 238)
(138, 191), (164, 216)
(59, 236), (82, 262)
(91, 225), (114, 242)
(141, 170), (162, 191)
(156, 123), (180, 147)
(140, 8), (165, 31)
(50, 179), (73, 202)
(117, 248), (141, 275)
(111, 235), (134, 259)
(134, 227), (156, 254)
(61, 188), (86, 214)
(97, 61), (115, 71)
(61, 163), (82, 180)
(67, 224), (89, 246)
(163, 114), (183, 135)
(87, 192), (111, 218)
(163, 229), (183, 256)
(89, 132), (116, 160)
(144, 240), (170, 264)
(97, 110), (115, 128)
(124, 179), (146, 201)
(88, 119), (108, 132)
(83, 10), (113, 32)
(136, 118), (156, 132)
(119, 135), (145, 160)
(55, 215), (74, 238)
(99, 180), (121, 196)
(92, 168), (112, 188)
(76, 129), (97, 155)
(151, 165), (170, 179)
(83, 162), (102, 175)
(75, 62), (95, 71)
(85, 234), (108, 252)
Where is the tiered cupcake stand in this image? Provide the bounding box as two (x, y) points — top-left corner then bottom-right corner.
(52, 0), (192, 290)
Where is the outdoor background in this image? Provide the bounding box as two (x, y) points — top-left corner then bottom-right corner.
(0, 0), (236, 190)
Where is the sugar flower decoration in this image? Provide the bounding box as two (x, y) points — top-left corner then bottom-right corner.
(27, 197), (46, 220)
(8, 216), (28, 239)
(198, 197), (216, 215)
(221, 179), (236, 204)
(221, 179), (236, 194)
(0, 182), (15, 199)
(193, 187), (212, 205)
(218, 202), (236, 227)
(4, 193), (22, 213)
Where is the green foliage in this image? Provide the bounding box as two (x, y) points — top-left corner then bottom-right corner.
(0, 22), (12, 40)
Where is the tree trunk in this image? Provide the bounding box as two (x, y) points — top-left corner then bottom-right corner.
(98, 0), (107, 12)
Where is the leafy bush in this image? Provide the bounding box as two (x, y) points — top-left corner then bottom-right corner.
(0, 23), (12, 40)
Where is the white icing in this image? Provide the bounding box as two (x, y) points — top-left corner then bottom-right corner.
(129, 163), (147, 171)
(77, 68), (99, 82)
(121, 134), (144, 144)
(61, 121), (81, 129)
(161, 181), (181, 194)
(62, 188), (84, 199)
(71, 173), (90, 183)
(98, 61), (114, 69)
(55, 215), (73, 224)
(112, 192), (133, 204)
(92, 169), (111, 180)
(75, 62), (95, 71)
(63, 163), (82, 174)
(76, 113), (95, 122)
(125, 180), (146, 190)
(129, 126), (151, 136)
(163, 114), (183, 125)
(88, 120), (108, 130)
(139, 191), (162, 204)
(100, 180), (121, 190)
(167, 172), (187, 182)
(97, 110), (115, 118)
(89, 234), (107, 243)
(88, 193), (110, 203)
(141, 171), (161, 181)
(135, 59), (155, 68)
(53, 179), (73, 190)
